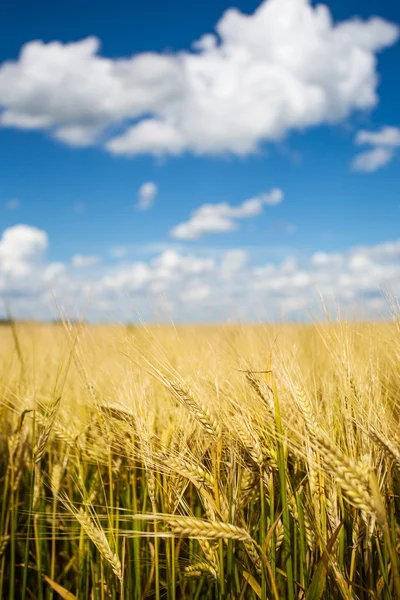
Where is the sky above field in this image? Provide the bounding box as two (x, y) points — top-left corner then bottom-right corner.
(0, 0), (399, 322)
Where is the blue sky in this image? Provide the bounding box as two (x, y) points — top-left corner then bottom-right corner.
(0, 0), (399, 321)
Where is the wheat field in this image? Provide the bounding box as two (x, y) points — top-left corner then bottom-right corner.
(1, 317), (400, 599)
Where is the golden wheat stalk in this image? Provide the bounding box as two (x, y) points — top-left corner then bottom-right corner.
(275, 520), (285, 552)
(59, 494), (122, 580)
(7, 432), (20, 464)
(167, 379), (221, 437)
(369, 428), (400, 471)
(50, 464), (63, 497)
(166, 515), (253, 542)
(159, 452), (216, 489)
(34, 396), (62, 463)
(184, 561), (217, 578)
(293, 385), (319, 439)
(245, 371), (275, 419)
(233, 416), (265, 468)
(198, 538), (218, 565)
(75, 509), (122, 580)
(314, 433), (376, 515)
(34, 410), (79, 448)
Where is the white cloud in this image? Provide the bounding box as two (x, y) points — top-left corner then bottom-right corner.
(0, 225), (66, 304)
(107, 120), (186, 156)
(6, 198), (19, 210)
(100, 262), (152, 293)
(347, 250), (373, 272)
(72, 254), (100, 268)
(151, 249), (215, 277)
(258, 189), (283, 206)
(221, 249), (249, 273)
(352, 125), (400, 172)
(181, 285), (211, 304)
(0, 224), (47, 265)
(351, 146), (394, 172)
(43, 262), (65, 281)
(171, 206), (237, 240)
(310, 251), (343, 269)
(55, 125), (99, 147)
(2, 223), (400, 321)
(137, 181), (158, 210)
(368, 240), (400, 260)
(355, 126), (400, 147)
(171, 188), (283, 240)
(0, 0), (397, 157)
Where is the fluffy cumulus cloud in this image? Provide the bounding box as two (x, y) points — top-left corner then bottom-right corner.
(2, 223), (400, 321)
(171, 188), (283, 240)
(0, 0), (398, 157)
(351, 126), (400, 172)
(137, 181), (158, 210)
(0, 225), (65, 304)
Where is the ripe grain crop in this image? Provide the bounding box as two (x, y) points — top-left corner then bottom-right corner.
(0, 319), (400, 598)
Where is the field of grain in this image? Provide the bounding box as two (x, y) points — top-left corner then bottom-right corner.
(1, 318), (400, 599)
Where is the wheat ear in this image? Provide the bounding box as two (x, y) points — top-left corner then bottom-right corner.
(34, 397), (62, 463)
(315, 434), (375, 515)
(167, 379), (221, 437)
(369, 428), (400, 472)
(167, 516), (253, 542)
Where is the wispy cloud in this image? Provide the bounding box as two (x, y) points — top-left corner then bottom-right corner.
(171, 188), (283, 240)
(355, 126), (400, 147)
(137, 182), (158, 210)
(351, 147), (394, 172)
(351, 126), (400, 172)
